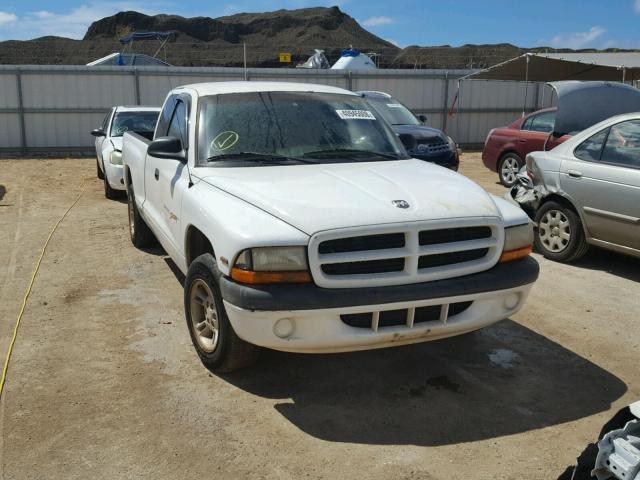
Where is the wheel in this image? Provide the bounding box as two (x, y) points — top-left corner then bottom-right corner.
(534, 201), (589, 262)
(126, 186), (155, 248)
(498, 153), (522, 187)
(184, 253), (259, 373)
(103, 170), (124, 200)
(96, 158), (104, 180)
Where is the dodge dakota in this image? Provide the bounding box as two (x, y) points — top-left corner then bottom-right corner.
(122, 81), (539, 372)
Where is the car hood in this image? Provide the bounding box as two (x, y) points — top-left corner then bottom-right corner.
(194, 159), (500, 235)
(551, 81), (640, 135)
(393, 124), (447, 142)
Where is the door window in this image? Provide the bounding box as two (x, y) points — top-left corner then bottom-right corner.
(574, 129), (609, 162)
(529, 111), (556, 132)
(601, 120), (640, 169)
(167, 100), (188, 148)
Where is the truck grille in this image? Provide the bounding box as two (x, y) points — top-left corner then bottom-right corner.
(415, 139), (450, 155)
(341, 301), (473, 331)
(308, 219), (502, 288)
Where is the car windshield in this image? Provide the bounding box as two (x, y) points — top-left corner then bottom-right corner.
(197, 91), (408, 166)
(365, 96), (421, 126)
(110, 111), (159, 137)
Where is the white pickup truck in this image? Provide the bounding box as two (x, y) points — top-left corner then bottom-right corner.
(122, 81), (539, 372)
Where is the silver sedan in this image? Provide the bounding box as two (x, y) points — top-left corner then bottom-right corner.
(508, 112), (640, 262)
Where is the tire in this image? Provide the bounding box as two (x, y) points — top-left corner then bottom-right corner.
(498, 153), (522, 187)
(534, 201), (589, 262)
(103, 169), (124, 200)
(184, 253), (259, 373)
(96, 158), (104, 180)
(126, 186), (155, 248)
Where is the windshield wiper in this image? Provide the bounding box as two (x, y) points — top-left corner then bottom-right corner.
(206, 152), (317, 164)
(302, 148), (399, 160)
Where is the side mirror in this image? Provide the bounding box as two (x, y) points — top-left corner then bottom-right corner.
(91, 128), (106, 137)
(148, 136), (187, 162)
(398, 133), (417, 151)
(417, 114), (428, 124)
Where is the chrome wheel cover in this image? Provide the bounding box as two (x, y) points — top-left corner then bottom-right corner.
(127, 194), (135, 238)
(538, 209), (571, 253)
(189, 279), (220, 353)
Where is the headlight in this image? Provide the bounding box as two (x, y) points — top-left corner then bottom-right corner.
(500, 223), (533, 263)
(109, 150), (122, 165)
(447, 136), (457, 151)
(231, 246), (311, 284)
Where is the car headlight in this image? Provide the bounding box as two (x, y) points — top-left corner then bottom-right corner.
(500, 223), (533, 263)
(231, 246), (311, 284)
(447, 136), (456, 151)
(109, 150), (123, 165)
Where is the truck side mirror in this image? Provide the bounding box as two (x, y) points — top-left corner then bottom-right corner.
(417, 114), (428, 124)
(91, 128), (106, 137)
(148, 136), (187, 162)
(398, 133), (417, 151)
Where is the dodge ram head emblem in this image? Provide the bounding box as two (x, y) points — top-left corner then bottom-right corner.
(392, 200), (410, 209)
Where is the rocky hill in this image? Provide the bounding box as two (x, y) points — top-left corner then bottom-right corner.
(0, 7), (635, 68)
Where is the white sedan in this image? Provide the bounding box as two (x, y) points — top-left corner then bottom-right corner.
(91, 106), (160, 199)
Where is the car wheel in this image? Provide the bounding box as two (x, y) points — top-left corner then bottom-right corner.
(534, 201), (589, 262)
(184, 253), (259, 373)
(126, 186), (155, 248)
(498, 153), (522, 187)
(103, 170), (124, 200)
(96, 158), (104, 180)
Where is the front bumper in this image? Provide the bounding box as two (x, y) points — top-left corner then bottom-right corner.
(104, 162), (125, 191)
(221, 257), (539, 353)
(411, 150), (459, 170)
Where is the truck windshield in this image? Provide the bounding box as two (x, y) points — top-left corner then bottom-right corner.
(365, 97), (421, 126)
(197, 91), (409, 166)
(110, 111), (159, 137)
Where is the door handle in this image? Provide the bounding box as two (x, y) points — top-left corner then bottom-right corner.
(567, 169), (582, 178)
(154, 168), (159, 181)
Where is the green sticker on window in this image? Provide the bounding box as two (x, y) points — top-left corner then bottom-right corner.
(211, 131), (239, 151)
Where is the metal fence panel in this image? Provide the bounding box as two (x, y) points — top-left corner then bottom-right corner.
(0, 65), (572, 156)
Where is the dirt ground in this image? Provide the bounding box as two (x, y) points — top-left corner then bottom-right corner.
(0, 153), (638, 479)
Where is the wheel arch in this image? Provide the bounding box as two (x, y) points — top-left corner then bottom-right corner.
(538, 193), (589, 237)
(497, 149), (522, 172)
(185, 225), (216, 266)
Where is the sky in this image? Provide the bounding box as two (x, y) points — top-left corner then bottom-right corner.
(0, 0), (639, 49)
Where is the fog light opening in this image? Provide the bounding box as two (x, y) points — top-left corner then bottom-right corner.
(503, 293), (521, 311)
(273, 318), (295, 339)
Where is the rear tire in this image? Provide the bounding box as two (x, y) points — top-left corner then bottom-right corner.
(96, 158), (104, 180)
(126, 186), (155, 248)
(184, 253), (259, 373)
(498, 153), (522, 187)
(534, 201), (589, 262)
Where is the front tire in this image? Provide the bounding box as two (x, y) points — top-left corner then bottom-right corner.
(498, 153), (522, 187)
(534, 201), (589, 262)
(126, 186), (155, 248)
(184, 254), (259, 373)
(96, 158), (104, 180)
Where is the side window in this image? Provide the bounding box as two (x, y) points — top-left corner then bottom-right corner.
(601, 120), (640, 169)
(529, 111), (556, 133)
(167, 100), (188, 148)
(521, 116), (534, 131)
(156, 95), (177, 138)
(574, 129), (609, 162)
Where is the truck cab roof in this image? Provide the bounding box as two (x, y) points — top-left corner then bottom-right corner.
(174, 81), (357, 97)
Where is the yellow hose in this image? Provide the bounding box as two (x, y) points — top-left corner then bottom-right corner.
(0, 178), (89, 399)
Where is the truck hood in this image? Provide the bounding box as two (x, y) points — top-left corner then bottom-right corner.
(194, 159), (500, 235)
(393, 124), (447, 142)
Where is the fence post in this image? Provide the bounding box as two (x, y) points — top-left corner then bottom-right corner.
(441, 71), (450, 132)
(133, 69), (141, 105)
(15, 68), (27, 156)
(534, 82), (540, 109)
(346, 71), (353, 91)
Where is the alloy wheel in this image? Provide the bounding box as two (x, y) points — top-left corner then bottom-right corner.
(501, 157), (520, 185)
(189, 279), (220, 353)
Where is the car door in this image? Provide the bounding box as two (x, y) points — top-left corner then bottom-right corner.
(516, 110), (556, 157)
(144, 94), (191, 259)
(561, 119), (640, 250)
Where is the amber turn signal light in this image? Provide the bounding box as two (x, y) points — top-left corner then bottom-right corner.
(230, 268), (312, 285)
(499, 245), (532, 263)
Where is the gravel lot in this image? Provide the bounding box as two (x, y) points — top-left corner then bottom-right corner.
(0, 153), (638, 479)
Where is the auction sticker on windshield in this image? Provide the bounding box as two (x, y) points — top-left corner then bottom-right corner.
(336, 109), (376, 120)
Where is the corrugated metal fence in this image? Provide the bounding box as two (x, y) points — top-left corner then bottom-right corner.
(0, 65), (553, 156)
